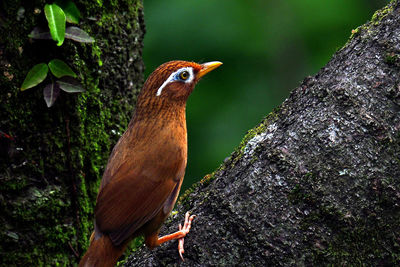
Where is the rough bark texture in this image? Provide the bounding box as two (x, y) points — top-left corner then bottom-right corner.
(126, 1), (400, 266)
(0, 1), (144, 265)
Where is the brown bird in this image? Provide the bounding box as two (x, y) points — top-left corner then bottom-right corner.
(79, 60), (222, 267)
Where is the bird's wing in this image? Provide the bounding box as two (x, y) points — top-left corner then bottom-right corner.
(94, 160), (179, 246)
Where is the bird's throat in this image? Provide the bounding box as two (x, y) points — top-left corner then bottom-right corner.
(127, 101), (187, 147)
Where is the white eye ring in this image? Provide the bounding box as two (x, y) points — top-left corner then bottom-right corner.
(156, 67), (194, 96)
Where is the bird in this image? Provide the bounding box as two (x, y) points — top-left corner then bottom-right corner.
(79, 60), (222, 267)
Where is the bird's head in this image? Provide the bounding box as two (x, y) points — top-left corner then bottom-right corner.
(137, 61), (222, 107)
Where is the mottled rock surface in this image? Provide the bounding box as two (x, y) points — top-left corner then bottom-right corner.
(125, 1), (400, 266)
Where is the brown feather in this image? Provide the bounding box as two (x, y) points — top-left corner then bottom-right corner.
(79, 60), (221, 266)
(78, 234), (125, 267)
(96, 106), (187, 244)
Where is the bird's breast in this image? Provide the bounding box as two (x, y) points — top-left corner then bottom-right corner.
(132, 119), (187, 179)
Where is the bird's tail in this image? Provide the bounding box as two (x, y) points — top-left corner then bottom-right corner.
(79, 232), (125, 267)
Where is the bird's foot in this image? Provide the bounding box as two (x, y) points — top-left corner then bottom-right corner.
(155, 212), (196, 260)
(178, 212), (195, 261)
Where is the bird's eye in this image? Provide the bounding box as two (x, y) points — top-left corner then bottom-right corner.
(179, 71), (189, 80)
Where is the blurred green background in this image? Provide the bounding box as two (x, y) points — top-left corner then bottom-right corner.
(142, 0), (388, 192)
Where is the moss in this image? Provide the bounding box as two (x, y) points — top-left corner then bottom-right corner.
(117, 236), (145, 266)
(177, 107), (281, 210)
(0, 0), (144, 265)
(0, 185), (77, 265)
(178, 162), (226, 206)
(229, 107), (280, 167)
(0, 173), (28, 192)
(176, 108), (282, 212)
(349, 27), (360, 40)
(343, 1), (395, 49)
(75, 173), (91, 249)
(92, 44), (103, 66)
(385, 51), (400, 66)
(370, 2), (394, 25)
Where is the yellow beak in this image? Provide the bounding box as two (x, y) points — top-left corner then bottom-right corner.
(198, 61), (223, 78)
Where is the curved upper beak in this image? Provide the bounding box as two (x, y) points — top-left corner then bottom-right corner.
(198, 61), (223, 78)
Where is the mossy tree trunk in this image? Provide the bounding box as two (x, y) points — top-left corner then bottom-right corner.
(0, 0), (144, 265)
(126, 1), (400, 266)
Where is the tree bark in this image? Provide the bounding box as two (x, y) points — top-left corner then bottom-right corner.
(125, 1), (400, 266)
(0, 1), (144, 265)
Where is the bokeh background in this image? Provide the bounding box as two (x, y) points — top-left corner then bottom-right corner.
(142, 0), (389, 192)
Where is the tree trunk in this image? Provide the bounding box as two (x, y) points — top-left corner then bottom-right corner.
(0, 0), (144, 265)
(125, 1), (400, 266)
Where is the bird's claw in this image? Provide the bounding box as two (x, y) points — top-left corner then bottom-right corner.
(178, 212), (196, 261)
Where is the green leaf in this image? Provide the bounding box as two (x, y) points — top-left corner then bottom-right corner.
(57, 77), (85, 93)
(55, 0), (81, 24)
(48, 59), (77, 78)
(65, 26), (94, 43)
(21, 63), (49, 91)
(44, 4), (66, 46)
(43, 82), (60, 107)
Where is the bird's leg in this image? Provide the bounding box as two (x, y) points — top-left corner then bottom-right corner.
(149, 212), (195, 260)
(178, 223), (185, 260)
